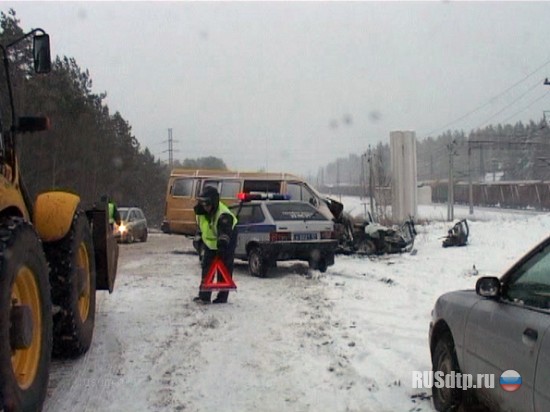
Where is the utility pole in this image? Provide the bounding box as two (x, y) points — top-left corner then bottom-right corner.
(468, 140), (473, 215)
(167, 128), (174, 169)
(360, 152), (366, 200)
(336, 159), (340, 200)
(163, 128), (178, 170)
(368, 146), (375, 220)
(447, 140), (457, 221)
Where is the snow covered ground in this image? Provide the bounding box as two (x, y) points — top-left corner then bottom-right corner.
(43, 198), (550, 412)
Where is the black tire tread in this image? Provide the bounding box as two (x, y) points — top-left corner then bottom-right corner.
(248, 247), (268, 278)
(432, 333), (463, 411)
(44, 211), (96, 358)
(0, 217), (52, 412)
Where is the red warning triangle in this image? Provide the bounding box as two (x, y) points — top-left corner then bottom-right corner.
(200, 257), (237, 292)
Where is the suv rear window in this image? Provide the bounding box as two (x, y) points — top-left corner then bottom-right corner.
(266, 202), (327, 221)
(119, 208), (129, 220)
(231, 204), (265, 225)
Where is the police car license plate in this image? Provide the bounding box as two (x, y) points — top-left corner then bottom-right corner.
(293, 232), (318, 241)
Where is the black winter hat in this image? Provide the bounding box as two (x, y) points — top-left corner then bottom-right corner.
(198, 186), (219, 206)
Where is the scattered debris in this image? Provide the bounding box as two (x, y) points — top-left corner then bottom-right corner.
(379, 277), (396, 286)
(410, 391), (432, 401)
(442, 219), (469, 247)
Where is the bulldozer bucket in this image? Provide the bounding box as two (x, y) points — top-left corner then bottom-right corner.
(86, 202), (118, 293)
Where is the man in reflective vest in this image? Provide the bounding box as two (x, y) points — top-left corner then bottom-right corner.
(193, 186), (238, 304)
(102, 195), (121, 229)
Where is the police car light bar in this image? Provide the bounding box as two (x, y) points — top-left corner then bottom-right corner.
(237, 192), (291, 201)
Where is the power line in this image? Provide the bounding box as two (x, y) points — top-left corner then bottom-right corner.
(422, 56), (550, 138)
(476, 80), (546, 129)
(497, 90), (550, 126)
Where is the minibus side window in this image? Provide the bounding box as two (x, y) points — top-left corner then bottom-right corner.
(202, 180), (220, 193)
(194, 179), (202, 197)
(242, 180), (281, 193)
(286, 183), (303, 201)
(220, 180), (241, 198)
(172, 178), (194, 197)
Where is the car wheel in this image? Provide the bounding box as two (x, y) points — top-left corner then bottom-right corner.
(140, 228), (148, 242)
(126, 231), (134, 244)
(248, 247), (268, 278)
(317, 258), (328, 273)
(432, 334), (463, 411)
(309, 256), (328, 272)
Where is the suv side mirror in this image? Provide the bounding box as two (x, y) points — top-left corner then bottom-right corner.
(33, 34), (51, 74)
(476, 276), (501, 298)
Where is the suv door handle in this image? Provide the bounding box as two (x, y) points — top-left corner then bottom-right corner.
(522, 328), (538, 346)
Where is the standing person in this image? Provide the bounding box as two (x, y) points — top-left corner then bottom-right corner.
(102, 195), (121, 229)
(193, 186), (237, 304)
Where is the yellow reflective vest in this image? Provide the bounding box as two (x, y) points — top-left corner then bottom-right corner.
(197, 202), (237, 250)
(108, 202), (116, 224)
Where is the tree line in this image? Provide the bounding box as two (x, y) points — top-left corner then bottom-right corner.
(318, 119), (550, 190)
(0, 10), (226, 227)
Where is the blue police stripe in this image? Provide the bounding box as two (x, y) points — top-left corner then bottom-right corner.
(235, 224), (277, 233)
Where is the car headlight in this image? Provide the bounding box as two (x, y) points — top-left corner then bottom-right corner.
(117, 224), (128, 234)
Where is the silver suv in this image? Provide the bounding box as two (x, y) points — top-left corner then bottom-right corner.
(430, 234), (550, 411)
(115, 207), (148, 243)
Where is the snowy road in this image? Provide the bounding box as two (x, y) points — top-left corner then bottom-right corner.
(42, 207), (550, 412)
(44, 233), (431, 412)
(41, 235), (357, 411)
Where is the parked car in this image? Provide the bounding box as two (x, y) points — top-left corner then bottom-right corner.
(226, 193), (338, 277)
(429, 235), (550, 412)
(114, 207), (148, 243)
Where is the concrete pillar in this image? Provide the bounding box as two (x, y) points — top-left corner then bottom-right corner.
(390, 131), (418, 221)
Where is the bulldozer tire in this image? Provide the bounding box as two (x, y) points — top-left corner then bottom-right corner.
(0, 217), (52, 412)
(44, 211), (96, 358)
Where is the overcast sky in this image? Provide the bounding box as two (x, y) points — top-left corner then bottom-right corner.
(4, 1), (550, 177)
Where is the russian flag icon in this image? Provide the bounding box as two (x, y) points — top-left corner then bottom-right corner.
(500, 370), (522, 392)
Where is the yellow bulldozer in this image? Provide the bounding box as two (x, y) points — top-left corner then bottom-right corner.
(0, 30), (119, 411)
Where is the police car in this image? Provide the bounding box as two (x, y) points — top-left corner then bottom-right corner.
(229, 193), (338, 277)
